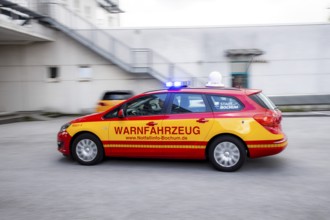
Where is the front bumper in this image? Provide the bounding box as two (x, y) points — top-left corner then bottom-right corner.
(57, 131), (72, 156)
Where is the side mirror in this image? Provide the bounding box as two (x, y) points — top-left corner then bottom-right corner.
(118, 109), (125, 118)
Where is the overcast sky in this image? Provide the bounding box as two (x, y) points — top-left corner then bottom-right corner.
(119, 0), (330, 27)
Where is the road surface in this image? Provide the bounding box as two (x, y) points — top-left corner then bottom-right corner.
(0, 116), (329, 220)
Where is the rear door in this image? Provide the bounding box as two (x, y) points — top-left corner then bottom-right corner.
(161, 92), (215, 159)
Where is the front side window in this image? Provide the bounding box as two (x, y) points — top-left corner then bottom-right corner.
(170, 93), (207, 114)
(208, 95), (243, 112)
(125, 93), (167, 116)
(104, 107), (120, 119)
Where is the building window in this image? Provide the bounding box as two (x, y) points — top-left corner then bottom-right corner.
(49, 67), (58, 78)
(47, 66), (59, 82)
(85, 6), (91, 20)
(108, 16), (113, 26)
(74, 0), (80, 12)
(78, 66), (92, 81)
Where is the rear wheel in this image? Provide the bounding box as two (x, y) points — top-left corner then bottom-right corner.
(72, 133), (104, 165)
(208, 136), (246, 172)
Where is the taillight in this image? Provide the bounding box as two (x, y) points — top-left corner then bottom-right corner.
(98, 102), (107, 106)
(253, 111), (281, 134)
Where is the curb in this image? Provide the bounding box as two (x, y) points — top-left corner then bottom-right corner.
(282, 111), (330, 117)
(0, 112), (52, 125)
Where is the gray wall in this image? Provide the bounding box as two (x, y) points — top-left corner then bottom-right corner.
(0, 31), (162, 113)
(107, 24), (330, 96)
(1, 23), (330, 113)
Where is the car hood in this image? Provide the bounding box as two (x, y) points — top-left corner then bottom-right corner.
(71, 112), (104, 123)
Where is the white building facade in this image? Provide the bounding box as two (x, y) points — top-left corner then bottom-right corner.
(107, 24), (330, 97)
(0, 0), (329, 113)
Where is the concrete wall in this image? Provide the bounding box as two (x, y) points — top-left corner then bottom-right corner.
(0, 31), (162, 113)
(107, 24), (330, 96)
(1, 23), (330, 113)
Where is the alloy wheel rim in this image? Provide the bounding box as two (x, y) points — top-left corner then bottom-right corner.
(214, 141), (240, 167)
(76, 139), (98, 162)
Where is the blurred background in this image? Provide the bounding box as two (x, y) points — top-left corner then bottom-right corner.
(0, 0), (330, 114)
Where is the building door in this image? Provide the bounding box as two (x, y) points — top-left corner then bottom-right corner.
(225, 49), (264, 89)
(232, 73), (248, 88)
(230, 61), (249, 88)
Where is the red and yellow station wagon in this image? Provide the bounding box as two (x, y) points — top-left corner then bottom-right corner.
(57, 83), (287, 172)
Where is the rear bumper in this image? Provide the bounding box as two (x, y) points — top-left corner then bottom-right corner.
(246, 137), (288, 158)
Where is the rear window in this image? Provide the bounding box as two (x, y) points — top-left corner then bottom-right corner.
(208, 95), (244, 112)
(103, 91), (133, 100)
(249, 92), (277, 110)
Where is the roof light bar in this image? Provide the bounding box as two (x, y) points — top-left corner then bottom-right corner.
(165, 81), (190, 89)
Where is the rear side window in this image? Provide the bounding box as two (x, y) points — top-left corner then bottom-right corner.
(208, 95), (244, 112)
(103, 91), (133, 100)
(170, 93), (207, 113)
(249, 93), (276, 110)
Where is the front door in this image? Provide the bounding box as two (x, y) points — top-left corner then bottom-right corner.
(106, 93), (168, 157)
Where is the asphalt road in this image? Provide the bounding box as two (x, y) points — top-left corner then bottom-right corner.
(0, 116), (329, 220)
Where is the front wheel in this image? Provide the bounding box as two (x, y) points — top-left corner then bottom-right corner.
(72, 133), (104, 165)
(208, 136), (246, 172)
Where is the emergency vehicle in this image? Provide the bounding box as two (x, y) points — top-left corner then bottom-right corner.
(57, 74), (287, 172)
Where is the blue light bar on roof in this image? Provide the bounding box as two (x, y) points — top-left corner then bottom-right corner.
(165, 81), (190, 89)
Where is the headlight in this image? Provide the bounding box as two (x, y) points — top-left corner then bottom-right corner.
(60, 123), (71, 132)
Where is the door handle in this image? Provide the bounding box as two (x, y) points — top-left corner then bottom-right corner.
(146, 121), (158, 126)
(196, 118), (209, 123)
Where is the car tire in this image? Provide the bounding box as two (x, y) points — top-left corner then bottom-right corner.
(72, 133), (104, 165)
(208, 136), (246, 172)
